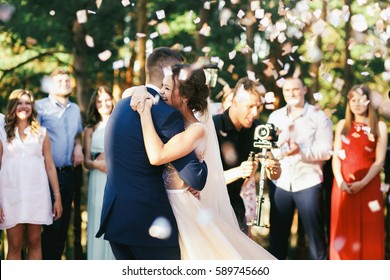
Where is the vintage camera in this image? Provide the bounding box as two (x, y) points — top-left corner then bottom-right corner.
(253, 123), (278, 149)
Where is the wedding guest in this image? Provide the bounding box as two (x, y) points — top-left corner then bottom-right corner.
(213, 77), (281, 233)
(37, 69), (83, 259)
(83, 86), (115, 260)
(330, 85), (387, 259)
(0, 89), (62, 259)
(267, 76), (333, 260)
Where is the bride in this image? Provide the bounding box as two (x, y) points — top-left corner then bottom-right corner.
(132, 64), (276, 259)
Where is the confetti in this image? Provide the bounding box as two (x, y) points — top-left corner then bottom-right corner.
(163, 67), (173, 77)
(98, 50), (112, 61)
(337, 149), (346, 160)
(219, 8), (232, 26)
(364, 146), (373, 152)
(351, 14), (368, 32)
(259, 15), (272, 29)
(26, 37), (38, 46)
(250, 1), (260, 11)
(255, 9), (265, 19)
(351, 132), (360, 138)
(199, 23), (211, 36)
(361, 71), (370, 76)
(156, 10), (166, 20)
(183, 46), (192, 52)
(96, 0), (103, 9)
(203, 1), (211, 10)
(237, 9), (245, 19)
(312, 19), (327, 36)
(307, 45), (323, 63)
(85, 35), (95, 47)
(278, 32), (287, 43)
(49, 10), (55, 16)
(357, 0), (367, 6)
(332, 236), (346, 252)
(313, 92), (323, 101)
(221, 142), (238, 165)
(40, 75), (52, 93)
(276, 77), (285, 88)
(76, 10), (88, 24)
(136, 32), (146, 38)
(368, 200), (381, 212)
(194, 17), (201, 24)
(149, 216), (172, 240)
(381, 183), (390, 193)
(121, 0), (130, 7)
(265, 92), (276, 103)
(113, 60), (125, 70)
(347, 58), (355, 65)
(327, 9), (343, 27)
(351, 242), (361, 252)
(150, 32), (159, 39)
(228, 50), (236, 60)
(313, 9), (322, 19)
(178, 69), (189, 81)
(157, 22), (170, 35)
(247, 70), (256, 81)
(321, 72), (333, 83)
(341, 135), (350, 145)
(333, 78), (345, 91)
(227, 64), (235, 73)
(0, 3), (15, 22)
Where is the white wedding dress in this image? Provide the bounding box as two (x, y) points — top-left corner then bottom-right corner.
(163, 107), (276, 260)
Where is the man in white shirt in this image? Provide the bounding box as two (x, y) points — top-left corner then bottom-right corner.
(268, 76), (333, 259)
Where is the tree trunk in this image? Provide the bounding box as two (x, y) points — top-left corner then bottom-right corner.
(310, 1), (327, 96)
(245, 1), (256, 73)
(72, 19), (89, 113)
(195, 1), (210, 55)
(342, 0), (353, 96)
(135, 0), (147, 85)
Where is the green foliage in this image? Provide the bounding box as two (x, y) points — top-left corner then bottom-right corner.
(0, 0), (389, 127)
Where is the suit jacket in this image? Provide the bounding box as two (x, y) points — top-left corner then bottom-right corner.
(96, 88), (208, 248)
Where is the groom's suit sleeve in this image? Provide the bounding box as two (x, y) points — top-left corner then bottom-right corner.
(159, 110), (208, 191)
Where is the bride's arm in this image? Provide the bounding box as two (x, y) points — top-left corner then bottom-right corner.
(138, 102), (205, 165)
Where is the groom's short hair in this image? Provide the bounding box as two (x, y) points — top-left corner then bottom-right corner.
(146, 47), (184, 86)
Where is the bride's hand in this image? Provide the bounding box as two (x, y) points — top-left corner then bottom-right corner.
(129, 86), (153, 111)
(136, 98), (154, 114)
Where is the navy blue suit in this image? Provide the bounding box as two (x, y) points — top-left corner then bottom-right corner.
(96, 88), (207, 259)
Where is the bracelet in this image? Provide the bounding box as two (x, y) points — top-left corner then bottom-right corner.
(54, 191), (61, 197)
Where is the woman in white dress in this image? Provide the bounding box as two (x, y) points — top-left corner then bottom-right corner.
(136, 64), (276, 259)
(83, 86), (115, 260)
(0, 89), (62, 259)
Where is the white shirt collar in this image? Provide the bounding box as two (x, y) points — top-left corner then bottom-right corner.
(145, 83), (161, 95)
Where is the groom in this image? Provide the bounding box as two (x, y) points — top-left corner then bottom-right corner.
(96, 47), (208, 260)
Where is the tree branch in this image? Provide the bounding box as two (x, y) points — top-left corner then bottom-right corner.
(0, 50), (70, 82)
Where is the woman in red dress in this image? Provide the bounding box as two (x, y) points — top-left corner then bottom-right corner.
(330, 85), (388, 259)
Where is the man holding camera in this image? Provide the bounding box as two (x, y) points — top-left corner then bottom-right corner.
(213, 77), (281, 234)
(267, 76), (333, 260)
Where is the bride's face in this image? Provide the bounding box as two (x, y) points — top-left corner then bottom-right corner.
(161, 75), (183, 110)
